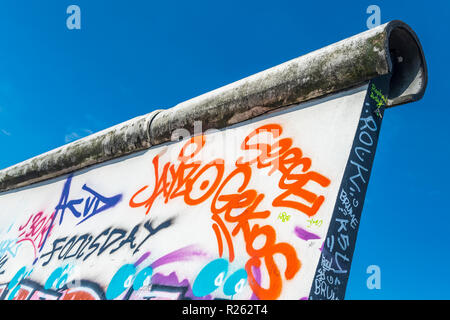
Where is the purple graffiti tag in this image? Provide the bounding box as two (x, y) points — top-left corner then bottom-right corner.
(250, 266), (261, 300)
(294, 226), (321, 241)
(127, 246), (211, 300)
(134, 252), (151, 267)
(150, 245), (208, 269)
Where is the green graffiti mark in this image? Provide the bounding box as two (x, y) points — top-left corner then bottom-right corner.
(306, 218), (323, 228)
(278, 212), (291, 222)
(370, 84), (387, 118)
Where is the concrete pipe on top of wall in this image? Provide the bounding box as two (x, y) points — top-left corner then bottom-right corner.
(0, 20), (427, 193)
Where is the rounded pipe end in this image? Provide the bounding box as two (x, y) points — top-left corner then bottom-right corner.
(385, 20), (428, 107)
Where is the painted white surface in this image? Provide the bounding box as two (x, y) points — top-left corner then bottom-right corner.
(0, 85), (367, 300)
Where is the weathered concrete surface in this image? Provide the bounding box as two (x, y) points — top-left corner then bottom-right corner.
(149, 20), (427, 145)
(0, 111), (161, 192)
(0, 20), (427, 193)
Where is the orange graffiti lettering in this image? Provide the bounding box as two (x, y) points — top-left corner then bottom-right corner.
(237, 124), (331, 217)
(129, 124), (331, 299)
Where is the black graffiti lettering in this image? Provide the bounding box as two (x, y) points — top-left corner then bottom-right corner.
(64, 234), (91, 259)
(76, 235), (93, 259)
(97, 229), (126, 256)
(110, 224), (140, 254)
(58, 236), (77, 260)
(36, 218), (173, 265)
(41, 238), (67, 267)
(133, 218), (173, 254)
(83, 227), (111, 261)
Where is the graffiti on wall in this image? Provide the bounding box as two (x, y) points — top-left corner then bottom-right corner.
(309, 76), (390, 300)
(129, 124), (331, 299)
(0, 84), (375, 300)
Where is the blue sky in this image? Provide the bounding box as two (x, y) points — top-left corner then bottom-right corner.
(0, 0), (448, 299)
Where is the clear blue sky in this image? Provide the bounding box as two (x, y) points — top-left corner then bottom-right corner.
(0, 0), (448, 299)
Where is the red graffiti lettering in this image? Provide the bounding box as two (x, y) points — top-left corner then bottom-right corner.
(17, 211), (55, 259)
